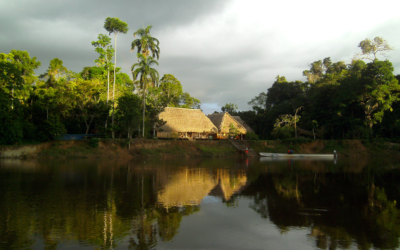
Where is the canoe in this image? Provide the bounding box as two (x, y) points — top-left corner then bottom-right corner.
(260, 157), (336, 162)
(259, 152), (335, 158)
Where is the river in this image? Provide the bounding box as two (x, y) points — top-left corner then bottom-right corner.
(1, 156), (399, 249)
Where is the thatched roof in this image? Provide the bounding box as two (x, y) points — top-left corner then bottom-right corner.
(232, 116), (254, 133)
(207, 112), (247, 134)
(158, 107), (218, 133)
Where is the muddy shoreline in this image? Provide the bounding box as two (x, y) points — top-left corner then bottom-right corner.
(0, 139), (399, 160)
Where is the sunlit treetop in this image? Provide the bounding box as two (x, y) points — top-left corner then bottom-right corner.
(355, 37), (394, 61)
(104, 17), (129, 35)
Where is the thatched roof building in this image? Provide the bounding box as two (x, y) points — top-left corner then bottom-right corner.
(207, 112), (247, 135)
(157, 107), (218, 139)
(232, 116), (254, 133)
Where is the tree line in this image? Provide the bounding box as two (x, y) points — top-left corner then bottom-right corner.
(0, 17), (200, 144)
(234, 37), (400, 140)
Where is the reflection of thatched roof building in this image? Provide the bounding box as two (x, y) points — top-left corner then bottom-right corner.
(157, 170), (216, 208)
(157, 107), (218, 139)
(157, 168), (248, 208)
(232, 116), (253, 133)
(207, 112), (247, 137)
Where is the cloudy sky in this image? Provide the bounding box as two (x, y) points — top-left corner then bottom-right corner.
(1, 0), (399, 114)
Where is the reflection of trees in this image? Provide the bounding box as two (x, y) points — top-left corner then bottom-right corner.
(308, 226), (353, 250)
(246, 175), (306, 234)
(129, 205), (200, 249)
(0, 159), (250, 249)
(366, 184), (400, 249)
(245, 163), (400, 249)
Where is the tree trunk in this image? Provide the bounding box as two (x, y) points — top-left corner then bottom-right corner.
(111, 33), (117, 139)
(105, 48), (110, 130)
(85, 116), (94, 135)
(11, 88), (14, 110)
(142, 90), (146, 138)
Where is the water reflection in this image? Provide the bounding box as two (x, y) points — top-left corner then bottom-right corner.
(0, 157), (399, 249)
(157, 167), (247, 208)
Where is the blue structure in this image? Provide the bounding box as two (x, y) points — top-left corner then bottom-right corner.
(58, 134), (98, 140)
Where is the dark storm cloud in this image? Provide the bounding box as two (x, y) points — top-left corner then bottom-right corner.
(0, 0), (230, 73)
(1, 0), (399, 115)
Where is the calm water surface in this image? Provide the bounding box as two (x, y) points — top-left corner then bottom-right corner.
(1, 156), (400, 249)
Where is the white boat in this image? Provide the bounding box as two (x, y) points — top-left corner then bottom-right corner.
(259, 152), (336, 158)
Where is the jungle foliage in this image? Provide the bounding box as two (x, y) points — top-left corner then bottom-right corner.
(0, 19), (201, 145)
(239, 37), (400, 140)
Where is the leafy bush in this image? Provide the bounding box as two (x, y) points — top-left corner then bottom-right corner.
(88, 138), (100, 148)
(246, 132), (259, 140)
(271, 126), (294, 139)
(281, 138), (312, 145)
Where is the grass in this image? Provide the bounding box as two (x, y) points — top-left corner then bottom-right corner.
(138, 145), (192, 158)
(196, 143), (236, 157)
(38, 143), (98, 158)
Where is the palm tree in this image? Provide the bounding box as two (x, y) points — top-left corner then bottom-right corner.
(104, 17), (129, 138)
(131, 53), (159, 137)
(131, 25), (160, 60)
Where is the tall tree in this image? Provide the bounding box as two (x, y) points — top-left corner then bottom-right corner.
(355, 37), (394, 61)
(117, 93), (141, 138)
(91, 34), (114, 105)
(63, 78), (107, 134)
(131, 25), (160, 59)
(131, 54), (159, 137)
(39, 58), (68, 88)
(180, 92), (201, 109)
(221, 103), (238, 114)
(9, 50), (41, 86)
(1, 51), (41, 107)
(359, 60), (400, 131)
(104, 17), (129, 138)
(159, 74), (182, 107)
(248, 92), (268, 112)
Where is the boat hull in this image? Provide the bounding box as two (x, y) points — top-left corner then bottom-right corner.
(259, 152), (335, 158)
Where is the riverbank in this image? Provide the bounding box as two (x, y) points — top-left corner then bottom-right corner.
(1, 139), (399, 160)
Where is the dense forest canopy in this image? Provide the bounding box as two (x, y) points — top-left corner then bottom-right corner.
(234, 37), (400, 140)
(1, 31), (399, 144)
(0, 18), (201, 144)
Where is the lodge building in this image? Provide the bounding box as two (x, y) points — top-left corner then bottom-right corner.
(156, 107), (252, 140)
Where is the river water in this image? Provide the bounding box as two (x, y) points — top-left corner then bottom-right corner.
(1, 156), (400, 250)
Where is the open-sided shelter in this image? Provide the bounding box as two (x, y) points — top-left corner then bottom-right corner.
(207, 112), (247, 139)
(157, 107), (218, 140)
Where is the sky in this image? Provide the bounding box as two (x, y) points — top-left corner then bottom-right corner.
(1, 0), (399, 115)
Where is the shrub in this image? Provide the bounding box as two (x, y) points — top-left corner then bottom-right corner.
(88, 138), (100, 148)
(246, 132), (259, 140)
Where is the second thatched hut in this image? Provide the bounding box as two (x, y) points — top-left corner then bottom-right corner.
(207, 112), (247, 139)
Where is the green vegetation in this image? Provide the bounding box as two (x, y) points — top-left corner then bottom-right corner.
(238, 37), (400, 141)
(88, 138), (100, 148)
(38, 142), (98, 158)
(196, 141), (236, 157)
(0, 18), (202, 145)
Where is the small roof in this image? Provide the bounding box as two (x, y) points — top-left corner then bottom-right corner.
(158, 107), (218, 133)
(232, 116), (254, 133)
(207, 112), (247, 134)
